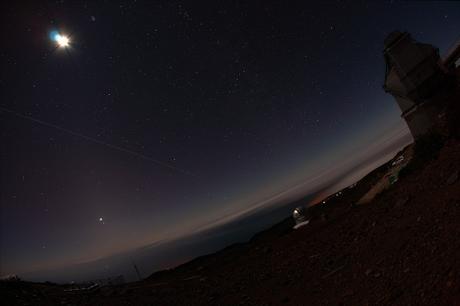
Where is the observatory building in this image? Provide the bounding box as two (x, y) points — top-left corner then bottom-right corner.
(292, 206), (310, 229)
(383, 31), (459, 139)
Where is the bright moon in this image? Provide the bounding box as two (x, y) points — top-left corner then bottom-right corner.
(51, 31), (70, 48)
(55, 34), (70, 48)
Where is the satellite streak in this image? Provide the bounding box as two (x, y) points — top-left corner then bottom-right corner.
(0, 106), (196, 177)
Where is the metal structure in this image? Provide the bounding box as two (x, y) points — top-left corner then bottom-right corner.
(292, 207), (308, 223)
(292, 206), (310, 229)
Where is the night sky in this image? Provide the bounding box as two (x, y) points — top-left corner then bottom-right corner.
(1, 1), (460, 279)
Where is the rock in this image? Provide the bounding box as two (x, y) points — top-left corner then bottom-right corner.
(342, 289), (355, 297)
(446, 170), (459, 185)
(395, 197), (410, 209)
(281, 278), (291, 286)
(281, 296), (290, 303)
(262, 246), (272, 254)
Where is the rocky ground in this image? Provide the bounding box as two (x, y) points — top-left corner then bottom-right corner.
(2, 138), (460, 305)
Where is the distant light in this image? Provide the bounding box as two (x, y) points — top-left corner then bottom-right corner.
(99, 217), (103, 222)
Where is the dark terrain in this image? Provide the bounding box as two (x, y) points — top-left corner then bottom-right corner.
(3, 136), (460, 305)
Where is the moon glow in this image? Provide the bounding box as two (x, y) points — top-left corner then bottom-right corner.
(50, 31), (70, 48)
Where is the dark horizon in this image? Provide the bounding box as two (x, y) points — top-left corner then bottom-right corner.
(8, 126), (411, 283)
